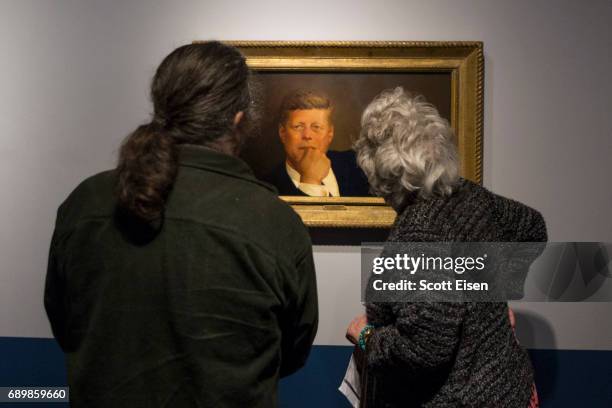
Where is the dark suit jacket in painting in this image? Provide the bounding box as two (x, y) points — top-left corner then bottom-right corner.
(262, 150), (371, 197)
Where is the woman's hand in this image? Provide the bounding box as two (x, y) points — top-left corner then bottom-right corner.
(508, 307), (516, 330)
(346, 314), (368, 345)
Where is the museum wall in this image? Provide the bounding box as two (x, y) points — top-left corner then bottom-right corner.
(0, 0), (611, 404)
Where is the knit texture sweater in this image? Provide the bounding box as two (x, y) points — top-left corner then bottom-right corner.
(364, 179), (547, 408)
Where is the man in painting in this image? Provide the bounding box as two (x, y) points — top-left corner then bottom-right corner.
(263, 89), (370, 197)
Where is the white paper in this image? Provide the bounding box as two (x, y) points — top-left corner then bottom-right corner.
(338, 354), (361, 407)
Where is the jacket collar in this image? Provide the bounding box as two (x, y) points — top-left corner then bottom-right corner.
(178, 144), (275, 192)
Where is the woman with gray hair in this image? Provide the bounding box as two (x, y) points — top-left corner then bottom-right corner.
(346, 87), (544, 407)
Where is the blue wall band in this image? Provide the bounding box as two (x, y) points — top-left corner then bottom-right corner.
(0, 337), (610, 407)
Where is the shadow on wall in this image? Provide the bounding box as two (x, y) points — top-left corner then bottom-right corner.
(514, 310), (558, 403)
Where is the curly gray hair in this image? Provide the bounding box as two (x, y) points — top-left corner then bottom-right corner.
(354, 87), (459, 210)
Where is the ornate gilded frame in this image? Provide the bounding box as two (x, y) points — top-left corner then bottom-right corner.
(220, 41), (484, 228)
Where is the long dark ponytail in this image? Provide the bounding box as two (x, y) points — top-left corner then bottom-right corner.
(116, 42), (252, 223)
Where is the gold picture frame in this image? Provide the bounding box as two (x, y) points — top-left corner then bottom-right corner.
(212, 41), (484, 228)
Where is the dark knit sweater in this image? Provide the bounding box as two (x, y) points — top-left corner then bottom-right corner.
(364, 179), (547, 408)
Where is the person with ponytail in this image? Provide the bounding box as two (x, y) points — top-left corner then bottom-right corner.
(45, 42), (318, 408)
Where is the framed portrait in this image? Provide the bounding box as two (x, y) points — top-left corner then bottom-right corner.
(218, 41), (484, 228)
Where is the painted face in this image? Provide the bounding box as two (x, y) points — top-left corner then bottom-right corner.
(279, 109), (334, 165)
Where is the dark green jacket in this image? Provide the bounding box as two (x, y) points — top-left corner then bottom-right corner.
(45, 145), (318, 407)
